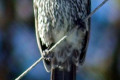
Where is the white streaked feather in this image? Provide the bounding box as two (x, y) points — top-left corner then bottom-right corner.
(34, 0), (89, 71)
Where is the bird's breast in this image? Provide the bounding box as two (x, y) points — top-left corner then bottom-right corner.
(38, 0), (87, 47)
(36, 0), (89, 70)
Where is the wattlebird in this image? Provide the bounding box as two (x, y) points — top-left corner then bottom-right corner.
(33, 0), (91, 80)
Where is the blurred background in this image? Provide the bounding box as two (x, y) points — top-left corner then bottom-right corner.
(0, 0), (120, 80)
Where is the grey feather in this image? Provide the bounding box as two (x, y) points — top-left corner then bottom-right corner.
(33, 0), (91, 72)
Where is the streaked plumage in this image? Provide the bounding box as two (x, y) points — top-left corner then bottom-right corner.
(33, 0), (91, 73)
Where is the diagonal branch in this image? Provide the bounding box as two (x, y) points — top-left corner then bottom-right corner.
(15, 35), (67, 80)
(84, 0), (108, 21)
(15, 57), (43, 80)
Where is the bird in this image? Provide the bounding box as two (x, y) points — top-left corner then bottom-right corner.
(33, 0), (91, 80)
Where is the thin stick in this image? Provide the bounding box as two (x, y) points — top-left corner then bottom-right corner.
(15, 35), (67, 80)
(15, 57), (43, 80)
(49, 35), (67, 52)
(84, 0), (108, 21)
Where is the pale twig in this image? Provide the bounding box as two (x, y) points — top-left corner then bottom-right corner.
(15, 57), (43, 80)
(84, 0), (108, 21)
(15, 35), (67, 80)
(49, 35), (67, 52)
